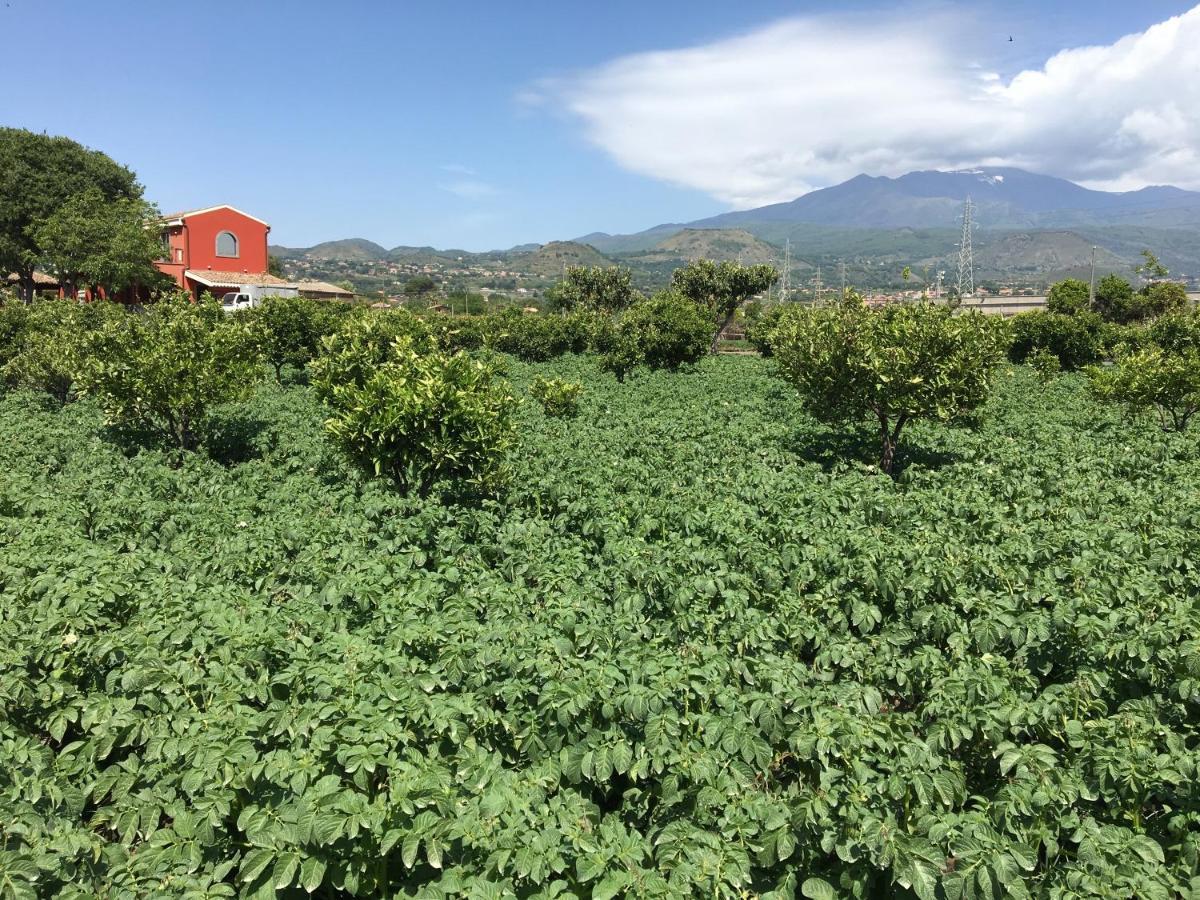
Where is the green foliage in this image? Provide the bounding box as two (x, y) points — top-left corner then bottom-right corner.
(1090, 345), (1200, 431)
(250, 295), (338, 381)
(1148, 308), (1200, 355)
(1091, 276), (1187, 326)
(3, 357), (1200, 898)
(772, 301), (1008, 473)
(31, 189), (165, 297)
(670, 259), (779, 351)
(1026, 347), (1062, 384)
(1, 300), (122, 404)
(745, 304), (787, 356)
(1135, 248), (1170, 279)
(1094, 275), (1137, 323)
(1046, 277), (1091, 315)
(546, 265), (640, 313)
(76, 297), (262, 451)
(601, 291), (711, 381)
(1009, 310), (1105, 370)
(404, 274), (437, 295)
(310, 309), (433, 402)
(484, 309), (586, 362)
(0, 127), (142, 301)
(1138, 280), (1189, 320)
(320, 337), (517, 494)
(1090, 274), (1185, 326)
(529, 374), (582, 417)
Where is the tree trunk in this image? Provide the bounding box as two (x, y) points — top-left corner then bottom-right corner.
(711, 310), (735, 354)
(878, 413), (908, 476)
(17, 270), (35, 304)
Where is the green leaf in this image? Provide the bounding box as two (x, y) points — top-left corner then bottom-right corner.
(801, 877), (837, 900)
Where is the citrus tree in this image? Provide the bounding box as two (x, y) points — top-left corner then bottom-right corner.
(601, 291), (712, 381)
(773, 300), (1008, 473)
(670, 259), (778, 353)
(250, 295), (338, 381)
(76, 296), (261, 451)
(1046, 278), (1090, 315)
(546, 265), (640, 313)
(319, 336), (517, 495)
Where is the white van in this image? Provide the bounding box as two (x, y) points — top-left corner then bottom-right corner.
(219, 284), (299, 312)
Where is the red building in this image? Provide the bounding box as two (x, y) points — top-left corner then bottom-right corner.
(154, 205), (291, 299)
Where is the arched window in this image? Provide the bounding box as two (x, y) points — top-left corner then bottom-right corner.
(215, 231), (239, 258)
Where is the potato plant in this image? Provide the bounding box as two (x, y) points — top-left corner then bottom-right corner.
(3, 354), (1200, 899)
(530, 374), (582, 417)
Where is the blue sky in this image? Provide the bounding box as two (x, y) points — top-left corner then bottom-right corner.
(2, 1), (1197, 250)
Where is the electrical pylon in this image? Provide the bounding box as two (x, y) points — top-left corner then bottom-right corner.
(956, 197), (975, 299)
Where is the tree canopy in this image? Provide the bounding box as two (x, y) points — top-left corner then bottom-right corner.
(546, 265), (640, 313)
(772, 299), (1008, 474)
(32, 189), (164, 298)
(1046, 278), (1090, 315)
(670, 259), (778, 352)
(0, 128), (144, 301)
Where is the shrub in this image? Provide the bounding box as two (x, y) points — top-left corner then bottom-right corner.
(428, 314), (488, 353)
(1149, 308), (1200, 355)
(1026, 347), (1061, 384)
(1093, 276), (1186, 324)
(321, 337), (517, 495)
(773, 300), (1008, 473)
(745, 304), (786, 356)
(250, 295), (337, 381)
(601, 291), (711, 380)
(1139, 280), (1189, 320)
(1094, 275), (1136, 323)
(486, 309), (572, 362)
(2, 300), (123, 404)
(1046, 278), (1091, 315)
(1089, 346), (1200, 431)
(310, 309), (432, 402)
(530, 375), (582, 418)
(545, 265), (639, 313)
(76, 297), (261, 451)
(1009, 310), (1104, 370)
(0, 301), (30, 371)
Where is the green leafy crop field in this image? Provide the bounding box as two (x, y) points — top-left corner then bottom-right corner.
(2, 357), (1199, 898)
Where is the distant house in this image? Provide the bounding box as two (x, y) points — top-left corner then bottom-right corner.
(294, 280), (355, 302)
(155, 205), (294, 300)
(4, 270), (62, 299)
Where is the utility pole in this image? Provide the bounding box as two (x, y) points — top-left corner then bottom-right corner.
(1089, 245), (1097, 309)
(781, 239), (791, 302)
(956, 196), (975, 300)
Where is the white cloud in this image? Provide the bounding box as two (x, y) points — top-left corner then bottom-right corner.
(439, 179), (498, 200)
(542, 5), (1200, 206)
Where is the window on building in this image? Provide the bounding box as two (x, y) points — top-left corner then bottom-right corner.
(175, 248), (183, 263)
(216, 231), (239, 258)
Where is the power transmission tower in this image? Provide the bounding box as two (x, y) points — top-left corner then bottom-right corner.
(839, 259), (846, 298)
(814, 266), (823, 304)
(956, 196), (975, 299)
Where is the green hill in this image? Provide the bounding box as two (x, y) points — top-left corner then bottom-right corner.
(650, 228), (779, 264)
(511, 241), (613, 278)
